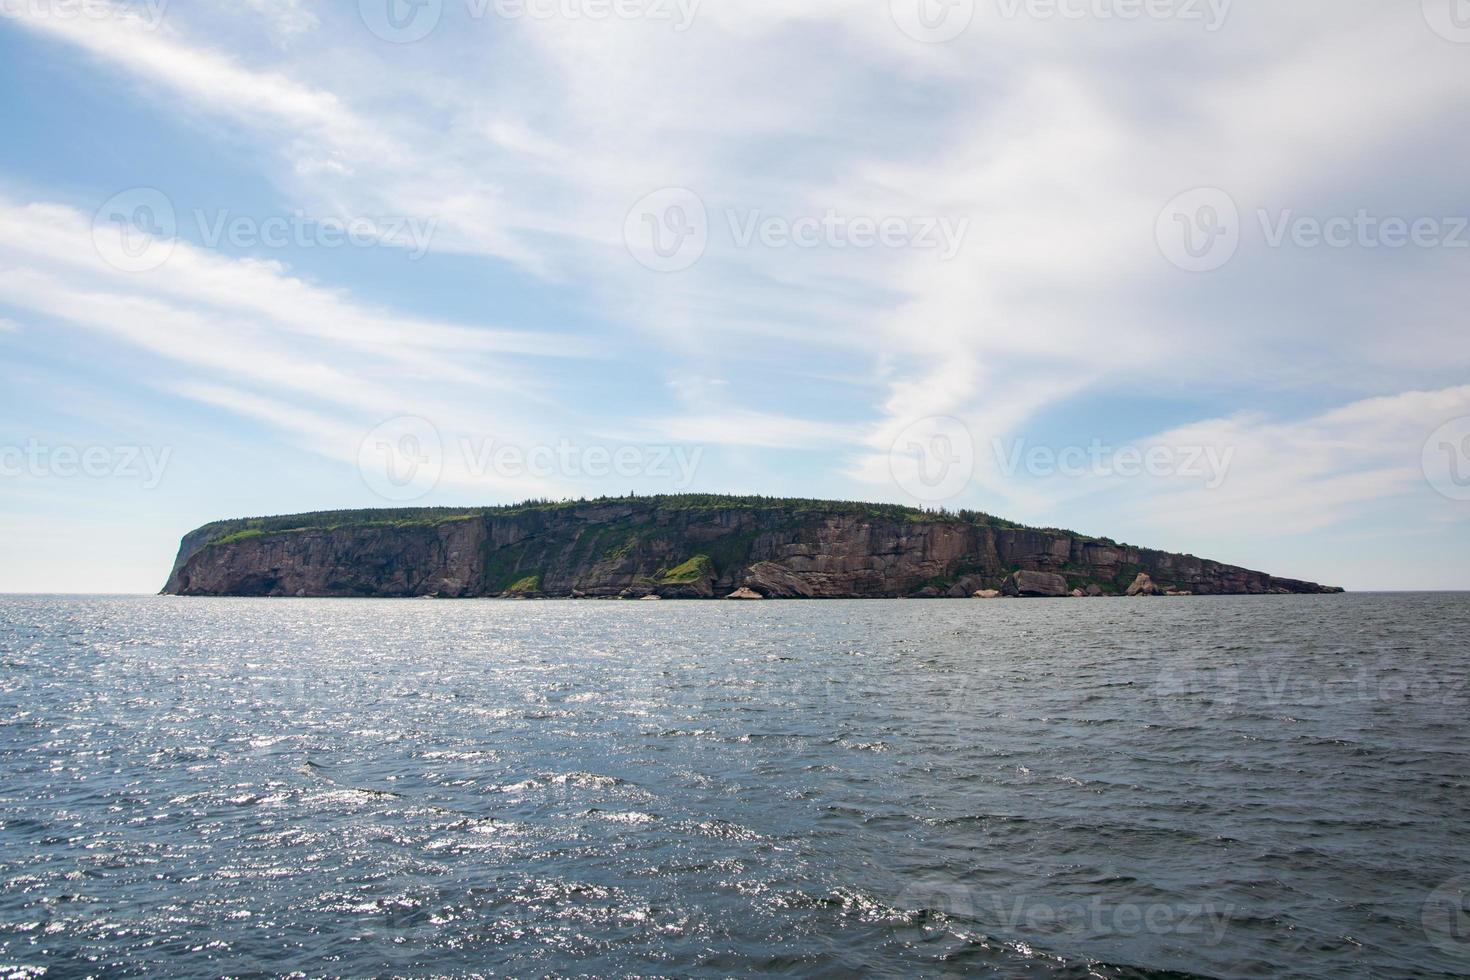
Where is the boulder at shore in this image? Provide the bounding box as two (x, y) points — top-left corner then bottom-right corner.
(1002, 570), (1070, 598)
(726, 588), (764, 600)
(1126, 573), (1163, 597)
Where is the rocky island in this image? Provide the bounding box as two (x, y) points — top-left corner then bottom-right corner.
(162, 495), (1342, 599)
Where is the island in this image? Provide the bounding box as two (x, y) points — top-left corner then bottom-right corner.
(161, 495), (1343, 599)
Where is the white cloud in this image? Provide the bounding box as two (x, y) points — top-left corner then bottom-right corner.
(237, 0), (320, 40)
(1, 5), (369, 149)
(640, 410), (863, 450)
(0, 200), (565, 365)
(3, 0), (1466, 582)
(0, 193), (596, 499)
(980, 385), (1470, 543)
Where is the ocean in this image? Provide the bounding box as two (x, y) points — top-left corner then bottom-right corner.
(1, 594), (1467, 977)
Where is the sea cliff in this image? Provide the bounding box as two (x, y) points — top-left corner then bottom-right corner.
(162, 496), (1342, 598)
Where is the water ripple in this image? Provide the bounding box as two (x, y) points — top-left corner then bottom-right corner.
(0, 594), (1467, 977)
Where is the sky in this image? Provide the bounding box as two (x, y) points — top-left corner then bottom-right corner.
(0, 0), (1467, 593)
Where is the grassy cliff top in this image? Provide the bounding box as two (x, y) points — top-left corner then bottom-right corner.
(190, 494), (1110, 547)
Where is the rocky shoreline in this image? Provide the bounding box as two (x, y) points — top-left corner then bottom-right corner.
(162, 497), (1343, 599)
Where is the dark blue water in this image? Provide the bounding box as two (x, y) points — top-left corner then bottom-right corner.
(1, 594), (1467, 978)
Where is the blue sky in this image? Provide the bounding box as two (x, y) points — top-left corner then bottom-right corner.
(1, 0), (1467, 593)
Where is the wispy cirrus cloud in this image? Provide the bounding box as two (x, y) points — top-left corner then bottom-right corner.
(1, 0), (1467, 591)
(0, 193), (592, 498)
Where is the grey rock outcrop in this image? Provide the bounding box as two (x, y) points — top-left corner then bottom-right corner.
(1126, 573), (1162, 597)
(1002, 570), (1071, 598)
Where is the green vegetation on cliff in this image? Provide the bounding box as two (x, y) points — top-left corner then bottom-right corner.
(657, 555), (714, 585)
(212, 528), (265, 546)
(192, 494), (1107, 548)
(505, 574), (543, 595)
(200, 508), (483, 547)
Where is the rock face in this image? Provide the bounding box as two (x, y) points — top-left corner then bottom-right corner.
(162, 498), (1344, 599)
(1126, 572), (1162, 597)
(1002, 570), (1071, 598)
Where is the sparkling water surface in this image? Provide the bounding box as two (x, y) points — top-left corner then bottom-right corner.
(1, 594), (1467, 978)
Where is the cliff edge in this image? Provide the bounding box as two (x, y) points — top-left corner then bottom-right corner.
(162, 496), (1342, 599)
